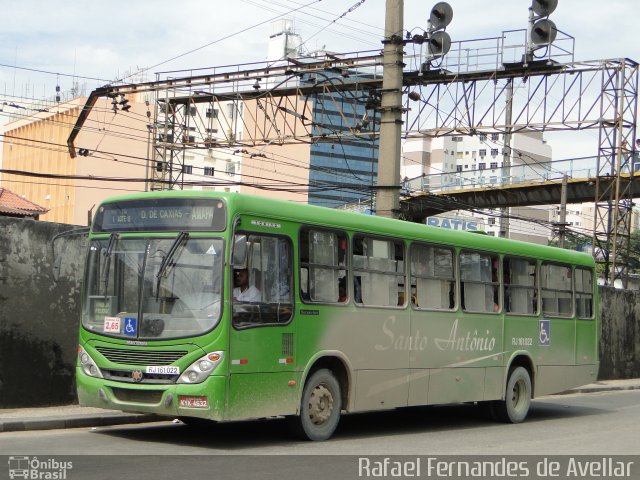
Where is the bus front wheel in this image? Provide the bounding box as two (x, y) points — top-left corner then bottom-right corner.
(491, 366), (531, 423)
(291, 369), (342, 441)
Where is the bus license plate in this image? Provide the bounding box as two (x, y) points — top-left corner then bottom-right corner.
(179, 396), (208, 408)
(146, 366), (180, 375)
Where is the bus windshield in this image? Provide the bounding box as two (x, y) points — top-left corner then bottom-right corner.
(83, 236), (224, 340)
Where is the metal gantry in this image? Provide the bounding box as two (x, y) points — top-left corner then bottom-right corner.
(68, 48), (638, 285)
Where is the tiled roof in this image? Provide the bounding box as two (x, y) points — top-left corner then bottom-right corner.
(0, 188), (49, 217)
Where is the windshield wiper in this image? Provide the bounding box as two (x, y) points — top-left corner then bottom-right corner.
(156, 232), (189, 299)
(101, 233), (119, 297)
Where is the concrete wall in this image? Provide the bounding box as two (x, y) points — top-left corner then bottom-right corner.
(598, 287), (640, 380)
(0, 216), (638, 407)
(0, 217), (85, 408)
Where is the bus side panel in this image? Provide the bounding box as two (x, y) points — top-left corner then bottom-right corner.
(575, 318), (598, 366)
(226, 371), (301, 420)
(427, 367), (486, 404)
(536, 364), (596, 396)
(299, 306), (412, 413)
(409, 310), (503, 406)
(354, 370), (410, 411)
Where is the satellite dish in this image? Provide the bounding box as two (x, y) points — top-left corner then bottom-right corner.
(530, 18), (557, 45)
(429, 2), (453, 30)
(532, 0), (558, 17)
(428, 31), (452, 57)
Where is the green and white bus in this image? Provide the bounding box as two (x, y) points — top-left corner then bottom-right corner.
(76, 191), (598, 440)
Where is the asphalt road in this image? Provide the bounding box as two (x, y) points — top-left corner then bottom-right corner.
(1, 391), (639, 479)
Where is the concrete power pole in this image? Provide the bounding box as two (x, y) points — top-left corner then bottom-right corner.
(499, 79), (513, 237)
(558, 174), (568, 248)
(376, 0), (404, 219)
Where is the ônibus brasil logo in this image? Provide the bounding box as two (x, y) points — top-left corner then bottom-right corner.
(8, 456), (73, 479)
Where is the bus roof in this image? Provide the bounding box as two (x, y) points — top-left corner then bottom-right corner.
(97, 190), (595, 267)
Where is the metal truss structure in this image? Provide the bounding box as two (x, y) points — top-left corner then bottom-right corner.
(68, 44), (638, 286)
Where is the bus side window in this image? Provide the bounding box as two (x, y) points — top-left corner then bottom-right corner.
(504, 257), (537, 315)
(575, 268), (594, 319)
(460, 251), (499, 313)
(299, 228), (347, 304)
(410, 243), (455, 310)
(352, 236), (405, 308)
(540, 262), (573, 317)
(232, 233), (293, 327)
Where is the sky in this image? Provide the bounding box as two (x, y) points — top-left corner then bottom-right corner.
(1, 0), (639, 159)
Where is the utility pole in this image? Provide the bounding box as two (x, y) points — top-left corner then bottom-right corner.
(499, 79), (513, 237)
(558, 173), (568, 248)
(376, 0), (404, 219)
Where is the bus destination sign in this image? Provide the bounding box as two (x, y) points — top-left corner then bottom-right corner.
(93, 198), (227, 232)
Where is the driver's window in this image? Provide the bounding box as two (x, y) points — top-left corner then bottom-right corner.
(232, 233), (293, 328)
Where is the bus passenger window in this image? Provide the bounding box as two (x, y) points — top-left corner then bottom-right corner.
(575, 268), (594, 319)
(460, 251), (499, 313)
(504, 257), (537, 315)
(352, 236), (404, 308)
(540, 263), (573, 317)
(299, 228), (347, 304)
(410, 244), (455, 310)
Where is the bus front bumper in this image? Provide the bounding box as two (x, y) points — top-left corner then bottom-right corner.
(76, 368), (226, 421)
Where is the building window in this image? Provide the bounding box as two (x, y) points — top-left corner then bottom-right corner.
(491, 133), (499, 141)
(479, 133), (487, 141)
(204, 167), (214, 176)
(456, 165), (463, 173)
(226, 161), (236, 176)
(490, 161), (498, 169)
(479, 163), (486, 170)
(182, 165), (193, 174)
(479, 149), (486, 157)
(206, 108), (218, 118)
(491, 149), (499, 156)
(189, 106), (197, 116)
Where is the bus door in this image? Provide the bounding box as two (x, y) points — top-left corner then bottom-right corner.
(226, 230), (298, 420)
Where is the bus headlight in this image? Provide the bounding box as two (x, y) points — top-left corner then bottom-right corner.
(78, 345), (103, 378)
(177, 351), (224, 384)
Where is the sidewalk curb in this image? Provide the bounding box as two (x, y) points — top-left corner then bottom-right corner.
(0, 414), (168, 433)
(557, 384), (640, 395)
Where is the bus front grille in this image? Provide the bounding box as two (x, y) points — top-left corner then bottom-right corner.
(103, 369), (179, 384)
(111, 387), (164, 404)
(95, 346), (187, 366)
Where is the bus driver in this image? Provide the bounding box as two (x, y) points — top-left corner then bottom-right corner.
(233, 268), (261, 302)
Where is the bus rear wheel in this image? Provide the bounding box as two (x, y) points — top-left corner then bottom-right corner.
(291, 369), (342, 441)
(491, 366), (531, 423)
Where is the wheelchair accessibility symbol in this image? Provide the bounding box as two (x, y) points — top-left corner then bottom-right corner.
(124, 317), (138, 336)
(539, 319), (551, 346)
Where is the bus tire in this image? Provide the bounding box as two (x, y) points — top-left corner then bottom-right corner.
(290, 369), (342, 441)
(491, 366), (531, 423)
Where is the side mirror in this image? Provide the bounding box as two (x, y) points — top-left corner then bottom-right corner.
(232, 235), (248, 268)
